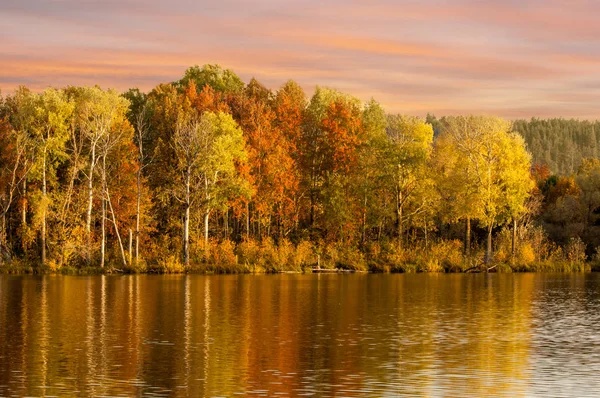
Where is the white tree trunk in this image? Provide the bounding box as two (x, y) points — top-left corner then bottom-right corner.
(135, 167), (141, 265)
(183, 168), (190, 266)
(100, 194), (105, 269)
(86, 143), (96, 263)
(204, 210), (210, 245)
(129, 228), (133, 264)
(41, 150), (47, 266)
(106, 187), (127, 267)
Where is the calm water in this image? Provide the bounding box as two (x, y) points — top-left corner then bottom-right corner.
(1, 273), (600, 397)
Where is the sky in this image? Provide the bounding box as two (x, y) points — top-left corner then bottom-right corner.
(1, 0), (599, 119)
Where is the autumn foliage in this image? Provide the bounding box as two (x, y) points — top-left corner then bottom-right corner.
(0, 64), (596, 273)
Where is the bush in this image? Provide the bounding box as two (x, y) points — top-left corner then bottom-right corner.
(364, 242), (388, 272)
(518, 243), (536, 265)
(379, 240), (410, 272)
(291, 239), (317, 271)
(320, 242), (367, 271)
(565, 237), (586, 264)
(430, 240), (464, 272)
(260, 238), (282, 272)
(212, 239), (238, 271)
(124, 259), (148, 274)
(236, 239), (263, 271)
(154, 255), (185, 273)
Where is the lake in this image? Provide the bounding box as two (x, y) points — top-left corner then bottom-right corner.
(1, 273), (600, 397)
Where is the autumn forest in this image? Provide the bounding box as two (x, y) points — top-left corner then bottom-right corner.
(1, 64), (599, 274)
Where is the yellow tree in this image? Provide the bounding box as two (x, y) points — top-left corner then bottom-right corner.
(357, 99), (388, 243)
(475, 122), (532, 264)
(437, 116), (532, 264)
(434, 117), (483, 256)
(384, 115), (434, 247)
(30, 89), (74, 266)
(501, 134), (535, 257)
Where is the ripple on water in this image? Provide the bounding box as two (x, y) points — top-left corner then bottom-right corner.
(1, 274), (600, 396)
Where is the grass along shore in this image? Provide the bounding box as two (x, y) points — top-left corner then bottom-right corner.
(0, 237), (595, 275)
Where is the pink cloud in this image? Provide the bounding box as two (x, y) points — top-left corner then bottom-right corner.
(1, 0), (599, 119)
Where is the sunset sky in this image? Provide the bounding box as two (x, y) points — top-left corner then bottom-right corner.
(2, 0), (599, 119)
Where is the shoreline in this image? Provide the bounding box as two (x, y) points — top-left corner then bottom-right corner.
(1, 262), (596, 275)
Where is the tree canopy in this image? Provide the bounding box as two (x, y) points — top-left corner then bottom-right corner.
(3, 64), (597, 273)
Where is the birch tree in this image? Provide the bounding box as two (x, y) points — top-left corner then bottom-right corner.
(123, 88), (152, 265)
(76, 87), (130, 266)
(0, 117), (31, 261)
(173, 110), (248, 265)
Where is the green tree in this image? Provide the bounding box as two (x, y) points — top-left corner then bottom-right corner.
(574, 159), (600, 249)
(177, 64), (244, 94)
(358, 99), (388, 242)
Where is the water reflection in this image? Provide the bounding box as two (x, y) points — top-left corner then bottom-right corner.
(1, 274), (600, 396)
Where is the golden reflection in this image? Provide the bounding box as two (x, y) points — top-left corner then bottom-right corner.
(1, 273), (596, 396)
(39, 277), (48, 397)
(183, 275), (191, 390)
(134, 274), (142, 389)
(203, 276), (211, 397)
(430, 275), (535, 397)
(19, 279), (28, 393)
(85, 277), (95, 396)
(99, 275), (107, 396)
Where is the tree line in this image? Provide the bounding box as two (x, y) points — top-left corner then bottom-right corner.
(514, 118), (600, 176)
(0, 64), (596, 272)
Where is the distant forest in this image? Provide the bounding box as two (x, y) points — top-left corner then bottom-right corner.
(0, 64), (599, 273)
(427, 116), (600, 177)
(514, 119), (600, 176)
